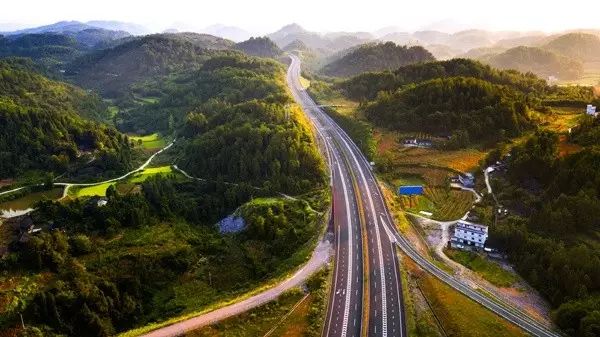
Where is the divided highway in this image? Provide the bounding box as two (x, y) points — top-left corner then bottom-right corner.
(287, 54), (560, 337)
(287, 55), (405, 337)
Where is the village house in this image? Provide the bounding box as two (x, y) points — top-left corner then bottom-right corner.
(450, 221), (488, 250)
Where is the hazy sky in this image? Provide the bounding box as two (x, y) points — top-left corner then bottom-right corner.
(1, 0), (599, 34)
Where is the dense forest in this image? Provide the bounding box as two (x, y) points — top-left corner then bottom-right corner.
(0, 58), (131, 178)
(122, 53), (326, 194)
(484, 46), (584, 80)
(339, 58), (596, 146)
(235, 36), (282, 58)
(321, 42), (435, 78)
(488, 130), (600, 337)
(362, 76), (532, 145)
(66, 33), (235, 97)
(1, 177), (324, 336)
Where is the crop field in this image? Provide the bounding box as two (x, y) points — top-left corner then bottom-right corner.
(0, 187), (63, 211)
(129, 133), (167, 149)
(399, 186), (474, 221)
(536, 107), (584, 133)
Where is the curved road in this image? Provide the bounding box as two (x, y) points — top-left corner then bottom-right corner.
(287, 55), (560, 337)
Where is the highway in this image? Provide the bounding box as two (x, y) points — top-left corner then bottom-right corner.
(287, 54), (405, 337)
(287, 54), (560, 337)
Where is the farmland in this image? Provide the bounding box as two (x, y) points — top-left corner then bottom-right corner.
(0, 187), (63, 211)
(129, 133), (167, 150)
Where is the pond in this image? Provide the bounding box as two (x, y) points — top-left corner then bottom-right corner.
(0, 187), (63, 215)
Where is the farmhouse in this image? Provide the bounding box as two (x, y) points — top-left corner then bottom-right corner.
(587, 104), (597, 117)
(450, 221), (488, 250)
(458, 173), (475, 188)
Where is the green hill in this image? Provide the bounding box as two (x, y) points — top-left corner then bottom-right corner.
(0, 58), (130, 178)
(485, 46), (584, 80)
(543, 32), (600, 61)
(235, 36), (282, 58)
(66, 33), (234, 97)
(0, 33), (82, 70)
(321, 42), (435, 77)
(341, 58), (547, 101)
(363, 76), (531, 144)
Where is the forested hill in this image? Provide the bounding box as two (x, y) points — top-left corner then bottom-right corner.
(123, 53), (327, 194)
(0, 59), (131, 178)
(489, 127), (600, 336)
(484, 46), (584, 80)
(0, 33), (82, 71)
(235, 36), (282, 58)
(341, 58), (547, 101)
(66, 33), (235, 97)
(321, 42), (435, 77)
(363, 76), (531, 145)
(343, 58), (595, 146)
(543, 32), (600, 62)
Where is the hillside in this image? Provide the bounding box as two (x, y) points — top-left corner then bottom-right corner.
(66, 33), (235, 97)
(363, 76), (531, 144)
(543, 33), (600, 61)
(0, 59), (130, 178)
(0, 33), (82, 69)
(341, 58), (547, 101)
(234, 36), (282, 58)
(485, 46), (584, 80)
(321, 42), (435, 77)
(487, 127), (600, 337)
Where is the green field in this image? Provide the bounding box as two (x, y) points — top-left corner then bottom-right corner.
(128, 166), (175, 183)
(0, 187), (63, 211)
(71, 182), (116, 197)
(444, 249), (518, 287)
(129, 133), (167, 149)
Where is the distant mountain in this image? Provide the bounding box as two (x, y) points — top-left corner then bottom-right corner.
(282, 39), (310, 52)
(64, 28), (131, 47)
(425, 44), (462, 60)
(0, 33), (83, 70)
(461, 46), (507, 59)
(268, 23), (371, 55)
(543, 33), (600, 61)
(2, 20), (147, 37)
(321, 42), (435, 78)
(2, 21), (93, 35)
(202, 24), (251, 42)
(483, 46), (584, 80)
(66, 33), (235, 97)
(85, 20), (149, 35)
(0, 58), (130, 177)
(235, 37), (282, 58)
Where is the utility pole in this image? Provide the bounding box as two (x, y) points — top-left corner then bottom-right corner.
(20, 313), (25, 329)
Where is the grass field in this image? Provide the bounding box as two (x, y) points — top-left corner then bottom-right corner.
(129, 133), (167, 149)
(0, 188), (63, 211)
(405, 258), (528, 337)
(71, 182), (116, 197)
(128, 166), (175, 183)
(299, 76), (311, 89)
(444, 249), (519, 288)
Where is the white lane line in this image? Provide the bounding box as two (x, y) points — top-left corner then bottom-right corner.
(337, 135), (388, 337)
(336, 160), (354, 337)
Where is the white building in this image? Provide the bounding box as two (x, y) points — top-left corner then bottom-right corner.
(458, 173), (475, 188)
(587, 104), (597, 117)
(450, 221), (488, 249)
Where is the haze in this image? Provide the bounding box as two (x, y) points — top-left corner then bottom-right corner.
(2, 0), (599, 34)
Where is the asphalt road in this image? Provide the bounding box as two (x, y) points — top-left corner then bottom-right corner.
(287, 55), (405, 337)
(286, 54), (560, 337)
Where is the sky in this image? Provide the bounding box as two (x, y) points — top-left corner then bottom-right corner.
(1, 0), (599, 34)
